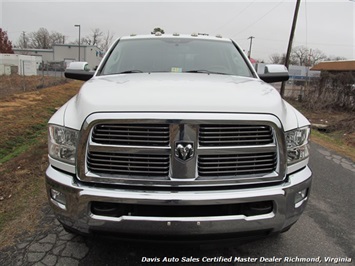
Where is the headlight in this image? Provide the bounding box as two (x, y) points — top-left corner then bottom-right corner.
(48, 125), (79, 164)
(285, 126), (310, 165)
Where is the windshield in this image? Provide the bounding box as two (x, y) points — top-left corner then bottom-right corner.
(100, 38), (253, 77)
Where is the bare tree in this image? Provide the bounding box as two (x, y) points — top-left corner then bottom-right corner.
(291, 46), (327, 66)
(269, 48), (327, 66)
(307, 49), (326, 66)
(326, 55), (347, 61)
(17, 32), (30, 49)
(291, 46), (309, 66)
(100, 30), (114, 52)
(75, 28), (104, 47)
(18, 28), (65, 49)
(50, 31), (65, 46)
(80, 37), (92, 45)
(268, 53), (297, 65)
(90, 28), (103, 46)
(269, 53), (283, 64)
(28, 27), (51, 49)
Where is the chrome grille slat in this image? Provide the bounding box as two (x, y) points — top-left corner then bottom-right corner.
(93, 133), (169, 139)
(200, 134), (272, 139)
(97, 125), (168, 129)
(199, 163), (276, 170)
(199, 159), (276, 165)
(200, 139), (272, 144)
(92, 124), (170, 146)
(200, 126), (269, 130)
(89, 167), (169, 175)
(88, 158), (168, 165)
(92, 138), (169, 144)
(88, 154), (168, 164)
(200, 130), (270, 135)
(198, 153), (277, 177)
(198, 154), (275, 161)
(89, 165), (169, 171)
(87, 152), (170, 177)
(199, 124), (273, 147)
(198, 168), (275, 175)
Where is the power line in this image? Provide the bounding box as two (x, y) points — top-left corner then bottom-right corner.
(233, 0), (285, 37)
(254, 37), (352, 48)
(214, 1), (256, 32)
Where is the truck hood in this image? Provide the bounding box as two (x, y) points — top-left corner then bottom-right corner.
(62, 73), (299, 130)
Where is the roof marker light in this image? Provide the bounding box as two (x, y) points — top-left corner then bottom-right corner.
(173, 33), (180, 36)
(216, 34), (223, 38)
(191, 33), (198, 37)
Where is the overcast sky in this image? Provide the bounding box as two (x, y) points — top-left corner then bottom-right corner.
(1, 0), (354, 61)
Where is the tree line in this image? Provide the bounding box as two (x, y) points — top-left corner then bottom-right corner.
(15, 27), (114, 52)
(269, 46), (346, 67)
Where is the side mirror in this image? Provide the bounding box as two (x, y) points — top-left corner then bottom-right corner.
(259, 64), (289, 83)
(65, 62), (94, 81)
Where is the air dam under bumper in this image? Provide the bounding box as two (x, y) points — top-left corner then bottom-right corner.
(45, 166), (312, 238)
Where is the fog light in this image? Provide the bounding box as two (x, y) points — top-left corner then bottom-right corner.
(50, 188), (66, 206)
(295, 188), (308, 207)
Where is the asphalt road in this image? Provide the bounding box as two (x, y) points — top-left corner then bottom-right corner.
(1, 142), (354, 266)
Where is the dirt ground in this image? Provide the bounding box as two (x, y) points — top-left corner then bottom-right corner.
(288, 99), (355, 150)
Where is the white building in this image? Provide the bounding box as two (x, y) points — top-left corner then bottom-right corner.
(12, 48), (54, 62)
(13, 44), (103, 70)
(0, 54), (41, 76)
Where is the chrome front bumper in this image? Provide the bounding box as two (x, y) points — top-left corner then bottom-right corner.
(45, 166), (312, 238)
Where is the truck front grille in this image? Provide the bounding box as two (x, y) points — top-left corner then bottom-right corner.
(199, 124), (273, 146)
(78, 114), (286, 187)
(92, 124), (170, 146)
(198, 152), (277, 177)
(87, 152), (170, 177)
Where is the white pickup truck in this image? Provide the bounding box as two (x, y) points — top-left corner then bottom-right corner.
(46, 34), (312, 240)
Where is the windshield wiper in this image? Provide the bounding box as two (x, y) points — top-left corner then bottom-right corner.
(114, 70), (144, 74)
(184, 70), (229, 75)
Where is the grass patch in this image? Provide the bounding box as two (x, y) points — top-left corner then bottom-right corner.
(311, 130), (355, 162)
(287, 98), (355, 161)
(0, 140), (48, 247)
(1, 142), (34, 164)
(0, 155), (43, 228)
(0, 80), (82, 248)
(0, 124), (47, 164)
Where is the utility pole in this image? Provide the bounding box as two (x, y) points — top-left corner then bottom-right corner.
(248, 36), (255, 59)
(22, 31), (27, 48)
(280, 0), (301, 98)
(74, 25), (81, 61)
